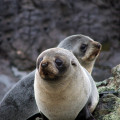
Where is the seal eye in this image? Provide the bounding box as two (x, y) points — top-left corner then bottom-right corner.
(55, 58), (63, 67)
(71, 60), (76, 66)
(80, 44), (88, 53)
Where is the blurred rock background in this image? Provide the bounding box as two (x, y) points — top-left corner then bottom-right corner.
(0, 0), (120, 101)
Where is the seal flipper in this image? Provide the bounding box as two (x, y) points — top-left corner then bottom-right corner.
(41, 112), (49, 120)
(26, 112), (48, 120)
(26, 113), (41, 120)
(75, 104), (96, 120)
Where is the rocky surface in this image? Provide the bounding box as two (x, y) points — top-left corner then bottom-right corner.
(94, 64), (120, 120)
(0, 0), (120, 101)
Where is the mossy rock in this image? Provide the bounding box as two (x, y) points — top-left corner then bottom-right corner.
(94, 94), (120, 120)
(94, 64), (120, 120)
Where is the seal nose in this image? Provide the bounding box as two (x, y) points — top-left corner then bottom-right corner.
(94, 43), (101, 49)
(41, 62), (48, 68)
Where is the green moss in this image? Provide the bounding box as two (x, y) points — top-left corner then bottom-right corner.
(102, 112), (120, 120)
(94, 64), (120, 120)
(96, 79), (108, 87)
(98, 86), (116, 93)
(94, 94), (120, 120)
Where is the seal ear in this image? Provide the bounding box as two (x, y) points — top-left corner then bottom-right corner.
(71, 60), (77, 66)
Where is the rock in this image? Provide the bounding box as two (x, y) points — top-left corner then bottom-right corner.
(94, 64), (120, 120)
(94, 94), (120, 120)
(96, 64), (120, 93)
(111, 64), (120, 91)
(0, 0), (120, 79)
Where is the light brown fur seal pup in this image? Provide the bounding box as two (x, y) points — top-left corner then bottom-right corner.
(0, 34), (101, 120)
(34, 48), (99, 120)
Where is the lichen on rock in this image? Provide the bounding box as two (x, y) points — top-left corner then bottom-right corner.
(94, 64), (120, 120)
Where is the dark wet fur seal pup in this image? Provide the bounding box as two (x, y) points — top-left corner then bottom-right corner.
(34, 48), (98, 120)
(0, 34), (101, 120)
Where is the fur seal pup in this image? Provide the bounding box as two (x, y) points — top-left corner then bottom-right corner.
(34, 48), (99, 120)
(0, 34), (101, 120)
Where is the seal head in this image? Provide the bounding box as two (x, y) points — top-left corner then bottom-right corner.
(58, 34), (102, 73)
(36, 51), (69, 81)
(36, 48), (77, 84)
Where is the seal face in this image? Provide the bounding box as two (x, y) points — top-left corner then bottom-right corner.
(58, 34), (102, 73)
(34, 48), (98, 120)
(36, 51), (69, 81)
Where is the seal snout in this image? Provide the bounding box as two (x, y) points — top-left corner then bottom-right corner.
(41, 62), (48, 68)
(84, 42), (102, 61)
(94, 42), (102, 50)
(95, 43), (101, 49)
(37, 57), (59, 80)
